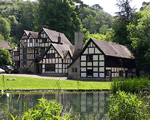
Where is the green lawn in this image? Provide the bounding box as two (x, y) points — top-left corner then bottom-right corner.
(0, 75), (111, 90)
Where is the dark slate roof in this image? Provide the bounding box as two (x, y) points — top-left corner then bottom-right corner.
(92, 38), (134, 59)
(52, 43), (73, 58)
(30, 31), (38, 38)
(0, 40), (12, 50)
(43, 28), (72, 46)
(24, 30), (33, 36)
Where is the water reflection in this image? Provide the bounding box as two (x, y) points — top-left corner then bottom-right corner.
(0, 92), (109, 120)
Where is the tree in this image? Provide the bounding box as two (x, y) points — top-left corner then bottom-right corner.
(0, 47), (12, 66)
(127, 6), (150, 70)
(111, 0), (136, 45)
(0, 17), (11, 40)
(34, 0), (82, 43)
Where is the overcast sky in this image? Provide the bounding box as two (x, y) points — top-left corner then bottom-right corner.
(81, 0), (150, 15)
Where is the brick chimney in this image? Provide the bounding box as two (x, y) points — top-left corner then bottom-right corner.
(73, 31), (83, 59)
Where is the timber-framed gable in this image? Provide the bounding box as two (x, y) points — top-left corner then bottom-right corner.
(68, 38), (136, 81)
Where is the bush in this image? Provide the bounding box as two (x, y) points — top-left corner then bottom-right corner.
(22, 98), (72, 120)
(111, 77), (150, 94)
(108, 91), (148, 120)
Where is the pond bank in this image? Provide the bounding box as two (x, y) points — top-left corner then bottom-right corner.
(1, 89), (111, 94)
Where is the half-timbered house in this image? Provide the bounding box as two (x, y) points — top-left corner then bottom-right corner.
(68, 38), (136, 81)
(19, 28), (73, 75)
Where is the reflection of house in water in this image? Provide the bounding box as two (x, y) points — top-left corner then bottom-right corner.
(0, 92), (109, 119)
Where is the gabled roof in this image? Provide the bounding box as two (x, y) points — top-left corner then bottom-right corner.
(29, 31), (38, 38)
(35, 43), (73, 62)
(52, 44), (73, 58)
(68, 38), (135, 68)
(24, 30), (34, 36)
(0, 40), (12, 50)
(92, 38), (134, 59)
(42, 28), (72, 46)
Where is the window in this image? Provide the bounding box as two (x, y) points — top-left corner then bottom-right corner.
(42, 38), (47, 43)
(87, 69), (93, 77)
(106, 70), (111, 76)
(41, 48), (45, 54)
(72, 68), (77, 72)
(14, 51), (19, 56)
(87, 55), (93, 62)
(45, 64), (55, 71)
(119, 71), (123, 77)
(30, 38), (33, 43)
(23, 48), (27, 54)
(36, 39), (38, 43)
(46, 53), (55, 58)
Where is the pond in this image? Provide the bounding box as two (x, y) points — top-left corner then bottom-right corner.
(0, 92), (109, 120)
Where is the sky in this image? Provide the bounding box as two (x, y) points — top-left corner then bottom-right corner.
(81, 0), (150, 16)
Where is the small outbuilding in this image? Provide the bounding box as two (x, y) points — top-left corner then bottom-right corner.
(68, 38), (136, 81)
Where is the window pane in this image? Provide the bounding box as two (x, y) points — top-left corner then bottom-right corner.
(99, 55), (104, 60)
(93, 67), (98, 71)
(81, 56), (86, 61)
(89, 48), (94, 54)
(93, 73), (98, 77)
(81, 68), (86, 71)
(93, 62), (98, 66)
(87, 62), (92, 66)
(81, 62), (86, 66)
(81, 73), (86, 77)
(99, 67), (104, 72)
(99, 62), (104, 66)
(93, 55), (98, 60)
(99, 73), (105, 77)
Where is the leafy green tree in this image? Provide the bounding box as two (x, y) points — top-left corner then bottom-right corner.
(111, 0), (136, 45)
(84, 33), (106, 44)
(79, 6), (113, 34)
(128, 6), (150, 70)
(0, 17), (11, 40)
(0, 47), (12, 65)
(99, 25), (112, 35)
(35, 0), (82, 43)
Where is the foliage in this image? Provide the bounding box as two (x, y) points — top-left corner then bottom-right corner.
(0, 47), (12, 66)
(0, 17), (11, 40)
(22, 98), (72, 120)
(35, 0), (82, 43)
(111, 77), (150, 94)
(84, 33), (106, 44)
(127, 6), (150, 70)
(111, 0), (135, 45)
(108, 91), (148, 120)
(79, 6), (113, 34)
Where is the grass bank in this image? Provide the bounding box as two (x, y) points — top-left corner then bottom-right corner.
(0, 75), (111, 90)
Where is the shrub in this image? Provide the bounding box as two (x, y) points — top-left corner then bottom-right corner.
(111, 77), (150, 94)
(108, 91), (148, 120)
(22, 98), (72, 120)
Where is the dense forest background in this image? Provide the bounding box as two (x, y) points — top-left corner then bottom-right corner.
(0, 0), (150, 70)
